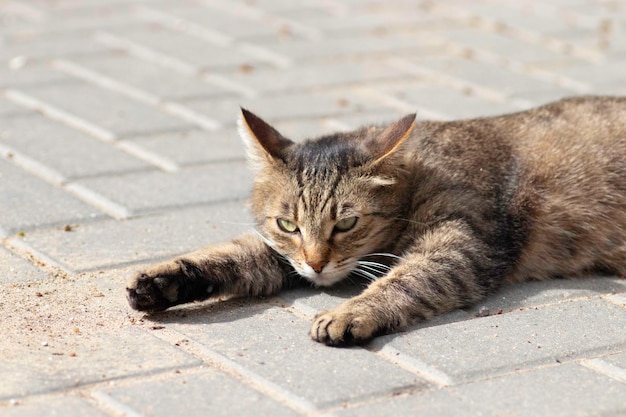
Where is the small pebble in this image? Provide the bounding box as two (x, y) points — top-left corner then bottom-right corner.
(477, 306), (490, 317)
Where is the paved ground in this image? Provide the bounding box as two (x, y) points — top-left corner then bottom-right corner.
(1, 0), (626, 416)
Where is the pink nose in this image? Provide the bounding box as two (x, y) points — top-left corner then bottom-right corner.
(306, 260), (328, 273)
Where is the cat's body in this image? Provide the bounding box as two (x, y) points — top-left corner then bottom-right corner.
(127, 96), (626, 345)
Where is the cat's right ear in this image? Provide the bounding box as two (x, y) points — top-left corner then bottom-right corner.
(238, 108), (293, 169)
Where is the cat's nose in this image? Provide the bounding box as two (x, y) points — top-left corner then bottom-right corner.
(307, 260), (328, 273)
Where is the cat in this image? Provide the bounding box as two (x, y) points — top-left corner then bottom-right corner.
(127, 96), (626, 346)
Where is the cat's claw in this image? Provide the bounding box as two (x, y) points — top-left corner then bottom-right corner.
(127, 272), (180, 312)
(310, 305), (379, 346)
(127, 260), (216, 312)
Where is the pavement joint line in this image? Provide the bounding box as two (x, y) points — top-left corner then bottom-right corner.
(161, 102), (222, 131)
(2, 1), (47, 22)
(237, 42), (293, 69)
(370, 344), (455, 388)
(4, 89), (117, 142)
(133, 3), (299, 69)
(323, 118), (355, 132)
(116, 140), (180, 173)
(95, 31), (198, 76)
(354, 86), (451, 120)
(133, 5), (235, 47)
(149, 326), (324, 417)
(64, 183), (132, 220)
(93, 31), (260, 98)
(315, 0), (351, 15)
(6, 236), (76, 275)
(53, 59), (162, 105)
(581, 358), (626, 384)
(386, 57), (531, 108)
(435, 3), (605, 64)
(0, 143), (68, 186)
(200, 72), (258, 98)
(53, 59), (222, 131)
(604, 293), (626, 309)
(91, 391), (147, 417)
(199, 0), (324, 41)
(442, 41), (592, 94)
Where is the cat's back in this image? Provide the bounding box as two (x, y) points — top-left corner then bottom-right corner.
(405, 96), (626, 281)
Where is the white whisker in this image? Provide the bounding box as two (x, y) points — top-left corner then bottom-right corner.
(351, 268), (380, 283)
(362, 252), (407, 262)
(357, 260), (392, 272)
(357, 263), (391, 279)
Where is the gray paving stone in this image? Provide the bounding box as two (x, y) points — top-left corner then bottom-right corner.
(457, 3), (598, 35)
(0, 327), (201, 401)
(258, 33), (443, 62)
(378, 84), (521, 119)
(18, 80), (194, 138)
(73, 161), (252, 214)
(126, 129), (245, 167)
(165, 302), (429, 408)
(604, 351), (626, 369)
(2, 3), (139, 39)
(2, 396), (110, 417)
(0, 37), (109, 63)
(442, 29), (580, 65)
(372, 298), (626, 383)
(0, 246), (49, 285)
(468, 276), (626, 316)
(336, 363), (626, 417)
(70, 53), (232, 100)
(0, 159), (106, 235)
(229, 61), (411, 94)
(0, 100), (33, 118)
(0, 114), (151, 179)
(182, 91), (385, 125)
(404, 57), (575, 97)
(285, 10), (455, 35)
(99, 369), (303, 417)
(0, 67), (69, 89)
(105, 25), (269, 71)
(138, 3), (283, 40)
(13, 201), (252, 272)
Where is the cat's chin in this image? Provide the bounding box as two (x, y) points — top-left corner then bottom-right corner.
(295, 265), (349, 287)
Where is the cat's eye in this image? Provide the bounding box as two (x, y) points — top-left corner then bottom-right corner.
(277, 218), (299, 233)
(334, 216), (358, 233)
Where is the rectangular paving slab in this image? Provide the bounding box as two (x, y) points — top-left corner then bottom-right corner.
(96, 368), (303, 417)
(11, 201), (253, 272)
(163, 301), (429, 409)
(0, 327), (201, 401)
(371, 298), (626, 384)
(0, 159), (106, 235)
(336, 362), (626, 417)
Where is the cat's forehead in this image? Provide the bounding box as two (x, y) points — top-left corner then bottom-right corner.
(286, 131), (374, 174)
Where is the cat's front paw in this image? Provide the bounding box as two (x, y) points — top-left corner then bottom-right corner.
(126, 260), (213, 312)
(310, 303), (380, 346)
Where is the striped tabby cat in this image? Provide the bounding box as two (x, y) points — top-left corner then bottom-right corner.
(127, 96), (626, 346)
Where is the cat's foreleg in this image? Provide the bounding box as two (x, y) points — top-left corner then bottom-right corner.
(311, 220), (504, 345)
(126, 233), (292, 312)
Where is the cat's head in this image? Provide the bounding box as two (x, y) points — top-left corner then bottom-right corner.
(238, 109), (415, 286)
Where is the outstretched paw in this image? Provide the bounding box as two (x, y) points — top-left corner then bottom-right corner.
(310, 302), (380, 346)
(126, 260), (213, 312)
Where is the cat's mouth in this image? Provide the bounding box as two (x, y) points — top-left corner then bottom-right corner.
(293, 261), (352, 287)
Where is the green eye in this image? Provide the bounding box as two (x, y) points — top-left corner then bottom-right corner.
(334, 216), (358, 233)
(277, 218), (299, 233)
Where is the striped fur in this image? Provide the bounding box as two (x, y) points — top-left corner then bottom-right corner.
(127, 97), (626, 346)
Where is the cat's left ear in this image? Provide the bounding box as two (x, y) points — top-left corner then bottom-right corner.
(365, 113), (416, 164)
(238, 108), (293, 168)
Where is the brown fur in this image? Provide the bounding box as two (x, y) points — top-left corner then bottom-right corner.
(127, 96), (626, 346)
